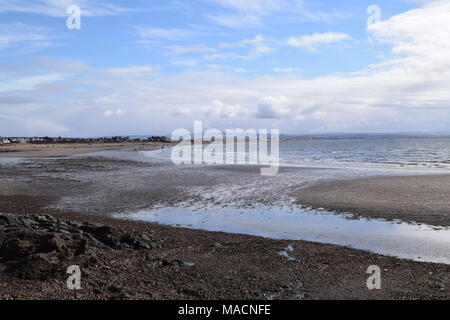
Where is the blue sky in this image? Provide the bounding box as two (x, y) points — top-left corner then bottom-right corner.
(1, 0), (450, 136)
(1, 0), (414, 76)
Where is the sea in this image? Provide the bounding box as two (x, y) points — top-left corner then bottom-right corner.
(147, 137), (450, 171)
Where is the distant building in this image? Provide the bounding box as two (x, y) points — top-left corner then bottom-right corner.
(0, 136), (171, 145)
(9, 137), (27, 143)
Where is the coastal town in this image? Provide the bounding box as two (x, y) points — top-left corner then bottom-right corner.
(0, 136), (171, 145)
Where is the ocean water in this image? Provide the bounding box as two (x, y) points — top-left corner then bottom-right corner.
(146, 137), (450, 171)
(115, 206), (450, 264)
(280, 138), (450, 169)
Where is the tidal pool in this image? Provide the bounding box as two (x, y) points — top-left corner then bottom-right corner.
(116, 206), (450, 265)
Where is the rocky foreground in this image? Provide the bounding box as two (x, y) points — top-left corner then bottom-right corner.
(0, 214), (160, 283)
(0, 210), (448, 300)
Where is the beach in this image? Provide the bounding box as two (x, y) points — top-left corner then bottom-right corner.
(0, 142), (166, 158)
(296, 175), (450, 227)
(0, 144), (448, 300)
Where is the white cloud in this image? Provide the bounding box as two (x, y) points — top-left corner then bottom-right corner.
(0, 0), (131, 17)
(254, 44), (272, 54)
(203, 52), (244, 60)
(273, 67), (300, 73)
(164, 45), (217, 56)
(207, 0), (344, 28)
(171, 59), (198, 67)
(0, 23), (56, 52)
(368, 0), (450, 58)
(207, 64), (225, 71)
(135, 27), (194, 40)
(287, 32), (351, 52)
(207, 13), (263, 28)
(219, 35), (265, 48)
(2, 1), (450, 135)
(104, 66), (155, 78)
(105, 109), (127, 117)
(0, 73), (64, 92)
(256, 96), (297, 119)
(173, 100), (249, 119)
(211, 0), (288, 15)
(204, 35), (273, 60)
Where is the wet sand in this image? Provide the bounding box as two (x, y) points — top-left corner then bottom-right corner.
(0, 142), (165, 158)
(0, 151), (448, 299)
(295, 174), (450, 227)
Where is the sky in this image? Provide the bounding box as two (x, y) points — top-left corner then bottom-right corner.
(1, 0), (450, 137)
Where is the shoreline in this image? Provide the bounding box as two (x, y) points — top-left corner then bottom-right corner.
(295, 174), (450, 227)
(0, 197), (449, 300)
(0, 142), (170, 158)
(117, 205), (450, 265)
(0, 147), (448, 299)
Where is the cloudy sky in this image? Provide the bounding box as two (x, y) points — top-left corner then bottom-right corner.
(1, 0), (450, 136)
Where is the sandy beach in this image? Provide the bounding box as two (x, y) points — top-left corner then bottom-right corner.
(0, 145), (448, 300)
(0, 142), (167, 158)
(295, 175), (450, 227)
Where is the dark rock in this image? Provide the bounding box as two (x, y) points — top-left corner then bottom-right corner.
(0, 213), (160, 280)
(162, 259), (195, 267)
(7, 253), (59, 280)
